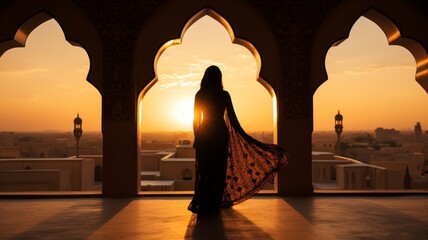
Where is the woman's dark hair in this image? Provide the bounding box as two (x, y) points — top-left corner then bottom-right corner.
(200, 65), (223, 92)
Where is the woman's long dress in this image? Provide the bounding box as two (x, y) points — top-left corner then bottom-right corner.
(188, 90), (288, 214)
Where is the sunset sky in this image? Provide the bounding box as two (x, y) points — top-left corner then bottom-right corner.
(0, 16), (427, 132)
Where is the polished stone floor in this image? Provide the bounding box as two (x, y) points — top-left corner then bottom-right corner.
(0, 196), (427, 239)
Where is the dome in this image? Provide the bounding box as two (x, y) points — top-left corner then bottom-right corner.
(335, 111), (343, 120)
(74, 113), (82, 124)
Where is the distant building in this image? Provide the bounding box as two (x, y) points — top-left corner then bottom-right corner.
(312, 151), (405, 190)
(375, 127), (400, 142)
(347, 147), (375, 163)
(414, 122), (423, 141)
(0, 146), (20, 158)
(141, 140), (194, 191)
(0, 157), (95, 191)
(312, 132), (337, 152)
(141, 150), (171, 172)
(141, 140), (275, 191)
(369, 150), (425, 179)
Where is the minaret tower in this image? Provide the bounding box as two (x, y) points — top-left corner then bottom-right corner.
(414, 122), (422, 141)
(73, 113), (83, 157)
(335, 110), (343, 152)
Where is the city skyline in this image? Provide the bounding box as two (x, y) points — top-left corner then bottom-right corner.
(0, 16), (427, 132)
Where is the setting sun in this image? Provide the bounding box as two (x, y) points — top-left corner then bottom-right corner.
(139, 16), (271, 133)
(172, 98), (194, 128)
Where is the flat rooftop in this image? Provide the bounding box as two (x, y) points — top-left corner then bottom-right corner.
(0, 195), (427, 239)
(141, 180), (174, 186)
(162, 158), (195, 162)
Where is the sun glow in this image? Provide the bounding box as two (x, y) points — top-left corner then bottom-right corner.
(139, 16), (271, 133)
(172, 98), (194, 128)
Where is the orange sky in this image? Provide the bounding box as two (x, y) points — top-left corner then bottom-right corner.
(0, 16), (427, 132)
(316, 17), (427, 131)
(140, 16), (270, 132)
(0, 20), (98, 132)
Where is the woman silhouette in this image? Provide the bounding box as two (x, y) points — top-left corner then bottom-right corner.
(188, 65), (288, 214)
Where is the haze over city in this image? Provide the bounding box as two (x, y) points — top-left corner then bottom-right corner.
(0, 16), (426, 132)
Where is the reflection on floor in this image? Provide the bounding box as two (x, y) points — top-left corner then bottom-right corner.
(0, 196), (427, 239)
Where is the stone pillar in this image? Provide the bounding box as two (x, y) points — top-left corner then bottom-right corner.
(277, 118), (314, 195)
(101, 59), (140, 196)
(102, 120), (139, 196)
(99, 16), (140, 196)
(276, 76), (314, 195)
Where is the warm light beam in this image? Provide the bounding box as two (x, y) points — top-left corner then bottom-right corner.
(140, 16), (272, 133)
(172, 98), (194, 128)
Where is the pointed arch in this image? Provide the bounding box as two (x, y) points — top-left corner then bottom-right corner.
(181, 8), (262, 81)
(0, 0), (102, 92)
(363, 9), (428, 92)
(134, 0), (282, 152)
(311, 1), (428, 94)
(139, 8), (277, 125)
(133, 0), (281, 98)
(0, 12), (51, 54)
(134, 1), (282, 193)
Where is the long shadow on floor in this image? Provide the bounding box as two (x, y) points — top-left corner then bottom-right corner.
(185, 208), (272, 240)
(283, 196), (428, 239)
(11, 198), (132, 240)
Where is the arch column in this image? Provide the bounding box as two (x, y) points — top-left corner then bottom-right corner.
(277, 83), (314, 195)
(278, 118), (314, 195)
(102, 120), (139, 196)
(134, 0), (285, 196)
(100, 28), (140, 196)
(101, 41), (140, 196)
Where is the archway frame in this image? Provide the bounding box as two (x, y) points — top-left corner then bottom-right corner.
(133, 0), (282, 194)
(137, 8), (279, 136)
(0, 0), (103, 193)
(0, 0), (103, 91)
(311, 3), (428, 94)
(310, 1), (428, 192)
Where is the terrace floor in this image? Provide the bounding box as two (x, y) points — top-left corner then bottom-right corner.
(1, 195), (427, 239)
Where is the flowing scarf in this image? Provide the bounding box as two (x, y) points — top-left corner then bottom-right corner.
(222, 111), (289, 206)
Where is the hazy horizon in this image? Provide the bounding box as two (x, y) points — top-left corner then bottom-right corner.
(0, 127), (422, 134)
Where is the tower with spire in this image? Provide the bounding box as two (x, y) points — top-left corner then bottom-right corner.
(414, 122), (422, 141)
(335, 110), (343, 153)
(73, 113), (83, 157)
